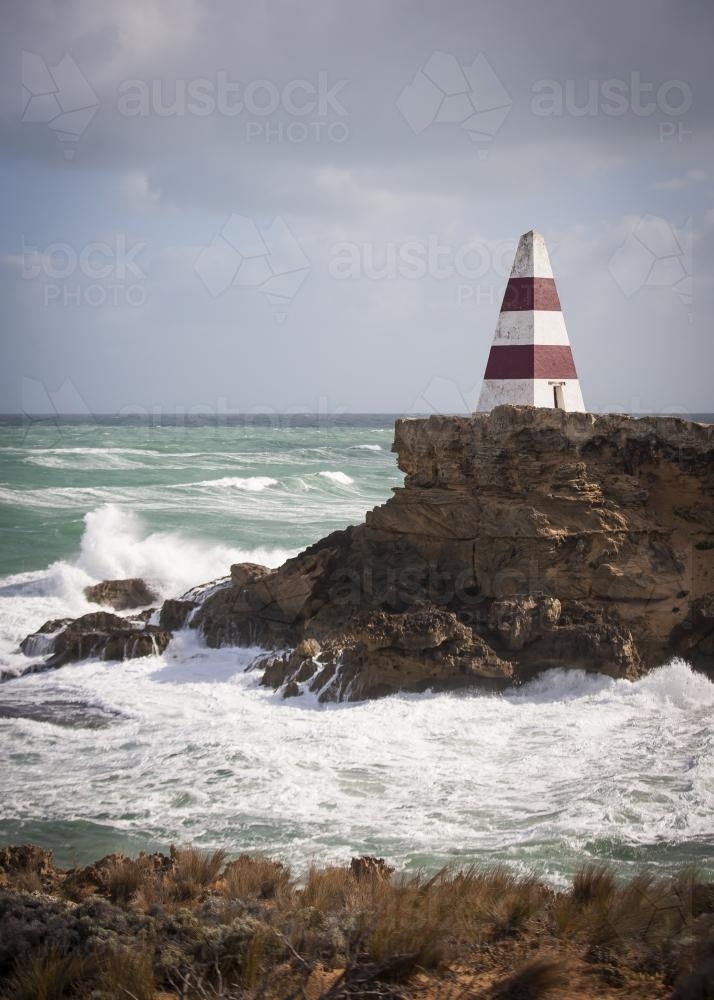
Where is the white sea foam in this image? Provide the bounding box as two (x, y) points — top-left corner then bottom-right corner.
(0, 511), (711, 881)
(191, 476), (279, 491)
(22, 448), (165, 472)
(21, 448), (164, 456)
(353, 444), (383, 451)
(1, 425), (712, 880)
(318, 471), (354, 486)
(74, 505), (289, 596)
(0, 505), (293, 676)
(0, 636), (711, 882)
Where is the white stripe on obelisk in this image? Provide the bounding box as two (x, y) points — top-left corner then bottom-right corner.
(493, 310), (571, 346)
(478, 378), (585, 410)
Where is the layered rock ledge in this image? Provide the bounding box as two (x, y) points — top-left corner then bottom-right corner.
(18, 407), (714, 699)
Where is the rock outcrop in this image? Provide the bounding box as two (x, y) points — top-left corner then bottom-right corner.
(19, 611), (170, 670)
(191, 407), (713, 699)
(256, 608), (514, 701)
(17, 407), (714, 695)
(84, 577), (158, 611)
(158, 598), (198, 631)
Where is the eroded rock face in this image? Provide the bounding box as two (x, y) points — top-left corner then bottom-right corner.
(159, 599), (197, 631)
(0, 845), (54, 882)
(257, 608), (513, 702)
(488, 596), (562, 651)
(195, 407), (713, 699)
(84, 578), (158, 611)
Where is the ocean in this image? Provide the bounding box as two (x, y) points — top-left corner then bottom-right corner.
(0, 415), (712, 885)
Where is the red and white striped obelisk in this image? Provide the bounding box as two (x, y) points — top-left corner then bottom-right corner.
(477, 230), (585, 411)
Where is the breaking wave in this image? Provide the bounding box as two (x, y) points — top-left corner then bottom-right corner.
(192, 476), (279, 491)
(318, 471), (354, 486)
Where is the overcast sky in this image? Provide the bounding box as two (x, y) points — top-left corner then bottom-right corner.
(1, 0), (712, 416)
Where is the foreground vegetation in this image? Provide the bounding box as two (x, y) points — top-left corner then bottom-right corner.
(0, 844), (713, 999)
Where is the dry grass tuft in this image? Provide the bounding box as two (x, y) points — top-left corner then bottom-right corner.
(6, 948), (89, 1000)
(169, 846), (228, 902)
(553, 867), (700, 957)
(171, 845), (228, 885)
(347, 866), (546, 977)
(299, 865), (355, 912)
(106, 846), (230, 909)
(98, 946), (155, 1000)
(106, 854), (155, 906)
(572, 864), (616, 906)
(222, 854), (291, 902)
(465, 867), (547, 940)
(358, 877), (452, 975)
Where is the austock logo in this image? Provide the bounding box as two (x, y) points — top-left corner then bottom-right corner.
(21, 235), (147, 307)
(194, 214), (311, 322)
(607, 214), (692, 312)
(397, 51), (512, 158)
(21, 51), (99, 159)
(20, 376), (97, 447)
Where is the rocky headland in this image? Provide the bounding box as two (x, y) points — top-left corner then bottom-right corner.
(16, 406), (714, 698)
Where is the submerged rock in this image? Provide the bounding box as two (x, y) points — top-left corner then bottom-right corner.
(84, 577), (158, 611)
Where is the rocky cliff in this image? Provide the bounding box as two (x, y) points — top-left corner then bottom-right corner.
(189, 406), (714, 699)
(18, 407), (714, 699)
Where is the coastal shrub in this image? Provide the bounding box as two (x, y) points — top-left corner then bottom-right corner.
(240, 924), (273, 990)
(0, 892), (109, 980)
(189, 918), (286, 992)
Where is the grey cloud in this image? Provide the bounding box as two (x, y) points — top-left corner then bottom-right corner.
(0, 0), (712, 413)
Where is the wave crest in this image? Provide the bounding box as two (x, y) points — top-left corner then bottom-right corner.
(318, 471), (354, 486)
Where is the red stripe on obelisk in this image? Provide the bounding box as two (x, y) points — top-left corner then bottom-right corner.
(501, 278), (561, 311)
(484, 345), (577, 379)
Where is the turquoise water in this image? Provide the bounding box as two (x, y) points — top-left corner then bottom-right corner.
(0, 416), (401, 578)
(0, 416), (712, 881)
